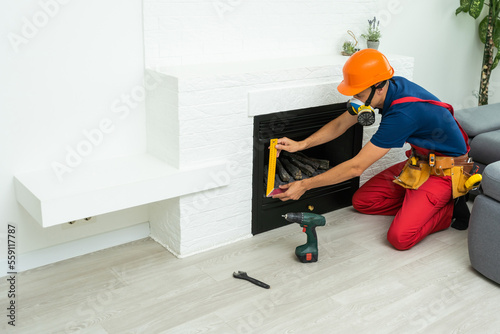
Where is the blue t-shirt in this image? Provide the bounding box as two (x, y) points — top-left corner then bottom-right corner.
(370, 76), (467, 157)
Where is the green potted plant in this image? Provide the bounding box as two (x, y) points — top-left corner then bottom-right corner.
(341, 41), (357, 56)
(341, 30), (360, 56)
(361, 16), (381, 50)
(456, 0), (500, 105)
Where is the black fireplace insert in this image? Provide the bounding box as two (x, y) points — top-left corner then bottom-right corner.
(252, 103), (363, 235)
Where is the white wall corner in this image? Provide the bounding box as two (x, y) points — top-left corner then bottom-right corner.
(145, 69), (180, 168)
(149, 198), (182, 256)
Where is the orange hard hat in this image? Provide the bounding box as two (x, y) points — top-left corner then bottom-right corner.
(337, 49), (394, 96)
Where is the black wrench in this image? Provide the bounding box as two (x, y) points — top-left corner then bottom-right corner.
(233, 271), (270, 289)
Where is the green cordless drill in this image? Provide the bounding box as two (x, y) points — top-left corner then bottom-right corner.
(282, 212), (326, 263)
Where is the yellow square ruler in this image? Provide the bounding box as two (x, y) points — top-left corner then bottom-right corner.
(266, 138), (278, 196)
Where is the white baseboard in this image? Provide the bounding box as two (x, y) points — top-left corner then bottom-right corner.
(150, 233), (252, 259)
(1, 222), (150, 274)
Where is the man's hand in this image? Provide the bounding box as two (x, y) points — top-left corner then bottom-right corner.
(272, 181), (308, 201)
(272, 141), (390, 202)
(275, 137), (305, 157)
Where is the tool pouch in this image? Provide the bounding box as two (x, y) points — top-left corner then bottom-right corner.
(451, 162), (475, 199)
(433, 158), (475, 198)
(431, 156), (455, 173)
(394, 153), (477, 197)
(393, 158), (431, 190)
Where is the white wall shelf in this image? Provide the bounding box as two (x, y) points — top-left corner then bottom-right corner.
(14, 154), (229, 228)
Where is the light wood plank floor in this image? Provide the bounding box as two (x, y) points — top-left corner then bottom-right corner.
(2, 206), (500, 334)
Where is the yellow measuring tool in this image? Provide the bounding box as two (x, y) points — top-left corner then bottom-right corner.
(266, 138), (278, 196)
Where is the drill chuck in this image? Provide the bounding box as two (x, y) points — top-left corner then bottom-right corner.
(282, 212), (326, 226)
(282, 213), (302, 222)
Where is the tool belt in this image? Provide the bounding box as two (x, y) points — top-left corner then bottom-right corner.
(389, 97), (479, 198)
(393, 149), (475, 199)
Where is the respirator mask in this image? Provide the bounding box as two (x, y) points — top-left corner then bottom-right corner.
(346, 80), (387, 126)
(346, 98), (376, 126)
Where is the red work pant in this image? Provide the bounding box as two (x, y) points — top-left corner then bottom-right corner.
(352, 161), (454, 250)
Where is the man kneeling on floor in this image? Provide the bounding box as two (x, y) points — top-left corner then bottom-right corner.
(273, 49), (473, 250)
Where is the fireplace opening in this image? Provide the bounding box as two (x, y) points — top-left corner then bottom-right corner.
(252, 103), (363, 235)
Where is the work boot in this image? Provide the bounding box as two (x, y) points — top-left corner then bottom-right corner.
(451, 194), (470, 230)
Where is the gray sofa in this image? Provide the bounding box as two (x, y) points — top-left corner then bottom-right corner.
(468, 161), (500, 284)
(454, 103), (500, 173)
(454, 104), (500, 284)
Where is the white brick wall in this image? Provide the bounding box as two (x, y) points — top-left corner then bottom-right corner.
(147, 54), (414, 257)
(143, 0), (378, 67)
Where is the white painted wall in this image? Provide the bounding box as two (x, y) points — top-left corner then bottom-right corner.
(143, 0), (378, 67)
(145, 0), (500, 107)
(1, 0), (148, 267)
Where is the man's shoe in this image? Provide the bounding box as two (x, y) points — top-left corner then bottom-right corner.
(451, 194), (470, 230)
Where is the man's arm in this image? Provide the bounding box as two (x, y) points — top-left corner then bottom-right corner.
(275, 111), (358, 154)
(273, 141), (390, 201)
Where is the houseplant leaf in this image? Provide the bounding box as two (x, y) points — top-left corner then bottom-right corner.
(478, 15), (500, 46)
(461, 0), (472, 7)
(492, 51), (500, 70)
(494, 21), (500, 47)
(479, 15), (488, 44)
(469, 0), (485, 19)
(454, 0), (498, 105)
(456, 0), (472, 15)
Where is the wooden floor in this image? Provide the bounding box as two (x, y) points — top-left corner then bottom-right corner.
(2, 206), (500, 334)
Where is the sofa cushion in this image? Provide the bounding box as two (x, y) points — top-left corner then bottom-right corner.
(482, 161), (500, 202)
(469, 130), (500, 165)
(455, 103), (500, 137)
(468, 194), (500, 284)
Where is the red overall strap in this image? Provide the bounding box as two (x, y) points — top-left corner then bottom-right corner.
(390, 97), (470, 153)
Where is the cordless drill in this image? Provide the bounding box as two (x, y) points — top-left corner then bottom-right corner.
(282, 212), (326, 263)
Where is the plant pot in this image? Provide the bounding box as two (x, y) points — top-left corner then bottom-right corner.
(367, 40), (380, 50)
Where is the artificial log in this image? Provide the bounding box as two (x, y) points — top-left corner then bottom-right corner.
(279, 157), (302, 180)
(295, 152), (329, 170)
(286, 154), (315, 177)
(276, 158), (291, 182)
(282, 151), (320, 169)
(313, 158), (329, 170)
